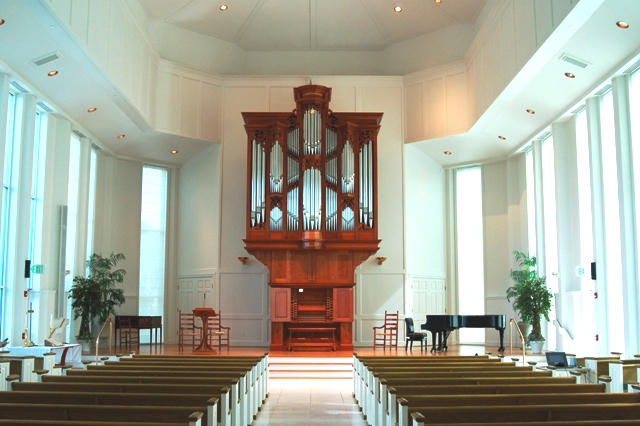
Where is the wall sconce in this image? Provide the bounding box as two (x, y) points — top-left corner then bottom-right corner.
(238, 257), (249, 264)
(376, 256), (387, 265)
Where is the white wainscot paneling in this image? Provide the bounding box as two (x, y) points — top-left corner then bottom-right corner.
(219, 272), (269, 346)
(357, 272), (404, 315)
(223, 319), (268, 346)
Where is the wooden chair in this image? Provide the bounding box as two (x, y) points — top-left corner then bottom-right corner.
(208, 312), (230, 350)
(118, 317), (139, 351)
(404, 317), (426, 350)
(373, 310), (399, 349)
(178, 310), (199, 352)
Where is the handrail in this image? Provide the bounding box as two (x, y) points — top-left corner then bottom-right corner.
(95, 317), (113, 364)
(509, 317), (526, 366)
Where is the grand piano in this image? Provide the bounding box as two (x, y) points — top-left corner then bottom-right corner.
(421, 314), (506, 353)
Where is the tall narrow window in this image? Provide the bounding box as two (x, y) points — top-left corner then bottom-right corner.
(600, 89), (624, 353)
(630, 70), (640, 298)
(0, 92), (17, 340)
(455, 166), (485, 343)
(85, 148), (97, 260)
(525, 148), (536, 257)
(139, 166), (167, 341)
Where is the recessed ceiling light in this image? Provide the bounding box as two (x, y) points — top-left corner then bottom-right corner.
(171, 150), (179, 155)
(444, 151), (452, 155)
(117, 134), (125, 139)
(0, 19), (5, 26)
(220, 4), (228, 11)
(434, 0), (442, 3)
(498, 135), (506, 140)
(47, 70), (58, 77)
(526, 109), (535, 115)
(394, 6), (402, 12)
(617, 21), (630, 29)
(565, 72), (576, 79)
(87, 107), (97, 113)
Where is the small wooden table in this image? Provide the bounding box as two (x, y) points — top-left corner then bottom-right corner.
(192, 308), (217, 354)
(288, 327), (336, 351)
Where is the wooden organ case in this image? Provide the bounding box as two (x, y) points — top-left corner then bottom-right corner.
(242, 85), (382, 351)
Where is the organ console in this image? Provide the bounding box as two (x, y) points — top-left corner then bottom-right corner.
(421, 314), (506, 353)
(242, 85), (382, 350)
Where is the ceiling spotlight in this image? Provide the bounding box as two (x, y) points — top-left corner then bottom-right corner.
(498, 135), (506, 140)
(444, 151), (452, 155)
(394, 6), (402, 12)
(526, 109), (535, 115)
(47, 70), (58, 77)
(117, 134), (125, 139)
(0, 19), (5, 26)
(220, 4), (228, 11)
(617, 21), (630, 29)
(87, 107), (97, 113)
(565, 72), (576, 79)
(171, 150), (179, 154)
(434, 0), (442, 3)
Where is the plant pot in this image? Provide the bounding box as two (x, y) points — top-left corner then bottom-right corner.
(529, 340), (544, 354)
(77, 339), (92, 353)
(516, 322), (532, 348)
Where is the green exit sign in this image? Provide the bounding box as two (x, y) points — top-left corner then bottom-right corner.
(30, 264), (45, 274)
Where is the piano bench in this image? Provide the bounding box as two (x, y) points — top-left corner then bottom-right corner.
(405, 332), (427, 351)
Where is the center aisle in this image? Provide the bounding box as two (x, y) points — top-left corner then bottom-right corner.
(253, 378), (366, 426)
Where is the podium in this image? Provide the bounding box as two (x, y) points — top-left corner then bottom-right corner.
(192, 308), (217, 354)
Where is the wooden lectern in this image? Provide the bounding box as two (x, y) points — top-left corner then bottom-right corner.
(192, 307), (217, 354)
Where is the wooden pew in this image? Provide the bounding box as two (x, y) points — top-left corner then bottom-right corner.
(609, 358), (640, 392)
(0, 403), (208, 426)
(0, 355), (36, 382)
(0, 359), (9, 391)
(40, 375), (236, 426)
(404, 402), (640, 424)
(584, 355), (620, 384)
(0, 421), (192, 426)
(397, 392), (640, 426)
(91, 354), (268, 424)
(78, 366), (258, 425)
(103, 354), (269, 418)
(363, 372), (576, 426)
(0, 391), (219, 426)
(410, 415), (640, 426)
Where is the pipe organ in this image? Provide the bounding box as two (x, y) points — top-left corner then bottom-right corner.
(242, 85), (382, 350)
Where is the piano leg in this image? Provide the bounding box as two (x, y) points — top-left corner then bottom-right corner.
(430, 332), (438, 353)
(442, 331), (450, 352)
(498, 328), (505, 352)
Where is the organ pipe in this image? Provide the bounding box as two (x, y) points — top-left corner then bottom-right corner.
(243, 85), (380, 244)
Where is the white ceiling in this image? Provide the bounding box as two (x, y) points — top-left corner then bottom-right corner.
(0, 0), (639, 167)
(137, 0), (485, 51)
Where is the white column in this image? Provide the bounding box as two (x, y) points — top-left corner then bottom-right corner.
(531, 139), (546, 273)
(612, 74), (639, 355)
(586, 95), (609, 355)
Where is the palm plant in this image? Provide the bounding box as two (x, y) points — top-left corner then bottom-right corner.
(69, 252), (126, 341)
(506, 250), (553, 342)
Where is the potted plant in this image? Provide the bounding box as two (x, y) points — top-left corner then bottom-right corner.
(68, 253), (126, 349)
(506, 250), (553, 353)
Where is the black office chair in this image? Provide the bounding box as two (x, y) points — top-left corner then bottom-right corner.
(404, 317), (426, 351)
